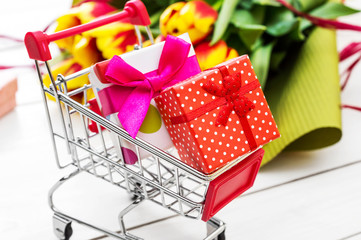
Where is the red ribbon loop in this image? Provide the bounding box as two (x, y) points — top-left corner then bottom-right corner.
(202, 67), (256, 126)
(170, 65), (261, 151)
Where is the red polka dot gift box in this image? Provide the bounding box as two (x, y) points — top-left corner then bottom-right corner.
(154, 55), (280, 174)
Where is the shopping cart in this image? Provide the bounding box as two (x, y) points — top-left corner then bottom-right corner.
(24, 1), (264, 239)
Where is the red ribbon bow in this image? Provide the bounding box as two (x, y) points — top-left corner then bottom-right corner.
(202, 69), (256, 126)
(170, 65), (260, 151)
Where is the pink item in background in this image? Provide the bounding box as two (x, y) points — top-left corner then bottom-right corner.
(0, 76), (17, 118)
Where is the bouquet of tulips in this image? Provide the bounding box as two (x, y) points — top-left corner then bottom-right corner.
(48, 0), (360, 164)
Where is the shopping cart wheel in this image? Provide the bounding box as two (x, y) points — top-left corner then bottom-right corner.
(217, 230), (226, 240)
(131, 182), (143, 200)
(53, 214), (73, 240)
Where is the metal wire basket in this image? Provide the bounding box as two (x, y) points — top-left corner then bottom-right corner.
(24, 1), (264, 239)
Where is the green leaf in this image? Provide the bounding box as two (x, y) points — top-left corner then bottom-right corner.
(108, 0), (128, 9)
(149, 10), (163, 27)
(226, 33), (249, 55)
(238, 24), (267, 50)
(301, 2), (361, 30)
(250, 41), (275, 88)
(230, 6), (265, 27)
(72, 0), (128, 8)
(252, 0), (281, 7)
(270, 51), (287, 70)
(230, 7), (266, 49)
(142, 0), (172, 16)
(312, 2), (360, 18)
(266, 8), (299, 37)
(289, 17), (305, 41)
(221, 25), (234, 41)
(267, 19), (300, 37)
(149, 28), (161, 36)
(212, 0), (224, 11)
(139, 26), (161, 37)
(290, 0), (303, 11)
(231, 10), (255, 27)
(206, 0), (223, 6)
(294, 0), (326, 12)
(211, 0), (238, 45)
(251, 5), (267, 24)
(239, 0), (254, 10)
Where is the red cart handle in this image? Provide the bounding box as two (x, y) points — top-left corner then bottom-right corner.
(24, 0), (150, 61)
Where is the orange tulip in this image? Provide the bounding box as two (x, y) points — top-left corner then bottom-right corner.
(195, 40), (239, 70)
(160, 1), (218, 44)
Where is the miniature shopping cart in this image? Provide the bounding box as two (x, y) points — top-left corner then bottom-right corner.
(24, 1), (264, 239)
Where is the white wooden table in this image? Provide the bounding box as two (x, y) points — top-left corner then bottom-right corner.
(1, 1), (361, 239)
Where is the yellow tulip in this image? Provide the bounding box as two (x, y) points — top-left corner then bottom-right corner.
(160, 1), (218, 44)
(84, 21), (139, 59)
(195, 40), (239, 70)
(43, 58), (94, 102)
(48, 1), (116, 103)
(54, 2), (116, 52)
(72, 35), (103, 67)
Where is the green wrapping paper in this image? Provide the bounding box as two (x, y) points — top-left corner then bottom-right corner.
(261, 27), (342, 165)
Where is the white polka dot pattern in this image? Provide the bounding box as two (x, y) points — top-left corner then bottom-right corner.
(155, 55), (280, 174)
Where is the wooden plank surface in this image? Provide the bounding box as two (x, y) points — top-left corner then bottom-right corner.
(118, 160), (361, 240)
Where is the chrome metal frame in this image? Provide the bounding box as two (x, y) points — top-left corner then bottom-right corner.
(35, 27), (229, 240)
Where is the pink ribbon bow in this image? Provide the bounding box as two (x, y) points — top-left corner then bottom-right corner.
(99, 35), (193, 138)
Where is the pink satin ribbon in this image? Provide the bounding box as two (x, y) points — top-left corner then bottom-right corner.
(98, 35), (200, 138)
